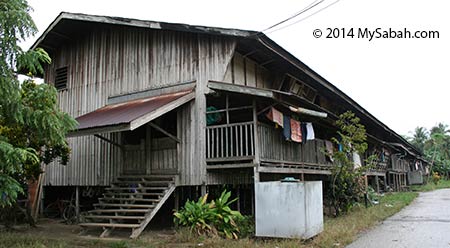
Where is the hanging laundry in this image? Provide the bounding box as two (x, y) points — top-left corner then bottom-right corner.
(290, 119), (302, 142)
(306, 122), (315, 140)
(301, 123), (307, 144)
(353, 152), (362, 168)
(266, 107), (283, 127)
(325, 140), (334, 162)
(283, 115), (291, 140)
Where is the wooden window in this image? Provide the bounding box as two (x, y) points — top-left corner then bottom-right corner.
(54, 66), (68, 90)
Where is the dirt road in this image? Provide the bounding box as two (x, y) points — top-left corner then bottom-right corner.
(347, 189), (450, 248)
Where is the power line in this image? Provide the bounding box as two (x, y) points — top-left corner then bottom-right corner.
(263, 0), (341, 35)
(262, 0), (325, 33)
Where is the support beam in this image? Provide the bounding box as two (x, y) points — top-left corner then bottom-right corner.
(253, 100), (261, 183)
(288, 105), (328, 118)
(94, 134), (123, 149)
(148, 122), (180, 143)
(208, 81), (274, 98)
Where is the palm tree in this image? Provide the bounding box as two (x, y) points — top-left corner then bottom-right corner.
(408, 126), (428, 153)
(426, 123), (450, 179)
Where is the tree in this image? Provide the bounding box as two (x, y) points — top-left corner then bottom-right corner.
(0, 0), (77, 210)
(328, 111), (375, 216)
(425, 123), (450, 179)
(407, 123), (450, 180)
(408, 127), (428, 153)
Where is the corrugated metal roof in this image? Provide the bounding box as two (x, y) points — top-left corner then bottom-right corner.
(73, 89), (194, 136)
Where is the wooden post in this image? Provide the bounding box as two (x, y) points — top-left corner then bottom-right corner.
(251, 185), (255, 216)
(174, 189), (180, 211)
(236, 186), (241, 213)
(201, 185), (206, 196)
(252, 99), (260, 183)
(75, 186), (80, 223)
(375, 175), (380, 193)
(383, 176), (387, 192)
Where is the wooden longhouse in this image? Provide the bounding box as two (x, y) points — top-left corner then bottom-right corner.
(31, 12), (428, 238)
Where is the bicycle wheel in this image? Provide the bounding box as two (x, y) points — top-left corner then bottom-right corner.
(63, 204), (77, 224)
(44, 202), (61, 218)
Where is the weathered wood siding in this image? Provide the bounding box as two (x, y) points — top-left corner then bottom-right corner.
(44, 26), (235, 186)
(258, 124), (329, 165)
(190, 34), (236, 186)
(222, 52), (273, 89)
(45, 132), (121, 186)
(150, 138), (177, 174)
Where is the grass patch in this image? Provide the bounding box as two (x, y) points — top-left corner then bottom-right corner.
(410, 179), (450, 192)
(0, 192), (417, 248)
(172, 191), (418, 248)
(0, 232), (68, 248)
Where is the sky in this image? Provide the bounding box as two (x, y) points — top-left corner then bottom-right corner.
(22, 0), (450, 137)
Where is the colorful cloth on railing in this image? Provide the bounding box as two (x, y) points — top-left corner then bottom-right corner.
(266, 107), (284, 127)
(306, 122), (315, 140)
(283, 115), (291, 140)
(290, 119), (302, 142)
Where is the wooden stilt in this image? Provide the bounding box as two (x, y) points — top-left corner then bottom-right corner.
(375, 175), (380, 193)
(75, 186), (80, 223)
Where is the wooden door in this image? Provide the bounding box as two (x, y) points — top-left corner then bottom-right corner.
(123, 139), (147, 175)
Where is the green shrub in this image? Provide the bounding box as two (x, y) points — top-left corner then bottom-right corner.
(173, 193), (215, 236)
(432, 172), (441, 185)
(174, 190), (244, 239)
(235, 215), (255, 238)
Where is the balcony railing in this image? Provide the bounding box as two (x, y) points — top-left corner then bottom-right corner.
(258, 123), (331, 169)
(206, 122), (255, 164)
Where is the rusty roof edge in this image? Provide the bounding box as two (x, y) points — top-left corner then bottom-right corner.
(108, 81), (196, 105)
(31, 12), (257, 50)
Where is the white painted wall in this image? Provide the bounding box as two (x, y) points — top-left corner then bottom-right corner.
(255, 181), (323, 239)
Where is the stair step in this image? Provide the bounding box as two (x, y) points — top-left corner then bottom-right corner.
(112, 181), (171, 187)
(89, 209), (150, 213)
(94, 203), (155, 208)
(80, 223), (140, 228)
(99, 197), (160, 203)
(105, 187), (168, 191)
(84, 215), (146, 220)
(104, 192), (164, 197)
(117, 175), (175, 180)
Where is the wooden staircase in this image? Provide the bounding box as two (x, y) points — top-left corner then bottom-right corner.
(80, 175), (176, 239)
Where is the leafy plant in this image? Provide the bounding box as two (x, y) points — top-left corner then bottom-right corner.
(432, 172), (441, 185)
(210, 190), (243, 239)
(328, 111), (375, 216)
(174, 190), (244, 239)
(174, 193), (215, 236)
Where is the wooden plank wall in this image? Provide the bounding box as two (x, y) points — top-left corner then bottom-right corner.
(45, 132), (121, 186)
(44, 26), (235, 186)
(150, 138), (177, 173)
(258, 124), (328, 165)
(222, 52), (273, 89)
(191, 34), (236, 186)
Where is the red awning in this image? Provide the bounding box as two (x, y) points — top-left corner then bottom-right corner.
(70, 89), (195, 136)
